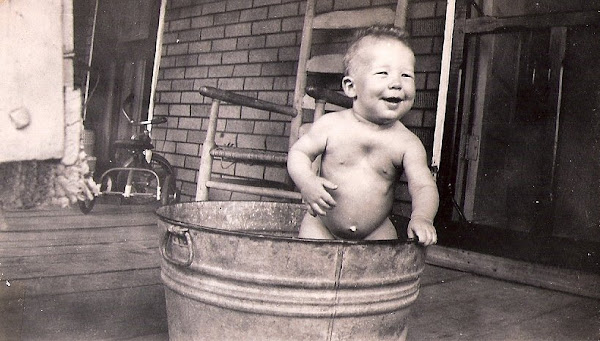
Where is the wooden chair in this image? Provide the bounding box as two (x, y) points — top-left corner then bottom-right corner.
(195, 1), (410, 201)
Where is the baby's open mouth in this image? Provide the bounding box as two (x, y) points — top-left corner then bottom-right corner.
(383, 97), (401, 104)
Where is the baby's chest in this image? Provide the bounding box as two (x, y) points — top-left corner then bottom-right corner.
(326, 136), (403, 172)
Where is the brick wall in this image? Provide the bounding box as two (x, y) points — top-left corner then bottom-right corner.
(154, 0), (446, 217)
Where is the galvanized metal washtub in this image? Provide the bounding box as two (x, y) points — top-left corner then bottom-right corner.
(156, 201), (425, 341)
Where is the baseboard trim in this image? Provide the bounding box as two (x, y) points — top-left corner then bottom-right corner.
(426, 245), (600, 299)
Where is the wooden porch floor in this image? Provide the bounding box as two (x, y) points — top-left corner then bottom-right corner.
(1, 203), (598, 341)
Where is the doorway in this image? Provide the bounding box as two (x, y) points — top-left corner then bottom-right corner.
(82, 0), (162, 172)
(439, 0), (600, 273)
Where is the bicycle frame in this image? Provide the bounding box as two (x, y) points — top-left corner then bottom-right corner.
(79, 94), (176, 213)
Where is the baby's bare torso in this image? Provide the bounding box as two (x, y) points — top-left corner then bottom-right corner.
(316, 114), (408, 239)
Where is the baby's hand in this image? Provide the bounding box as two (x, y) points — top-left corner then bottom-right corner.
(300, 176), (337, 216)
(407, 216), (437, 246)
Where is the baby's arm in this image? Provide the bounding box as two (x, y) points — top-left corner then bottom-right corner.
(287, 119), (338, 216)
(403, 137), (439, 246)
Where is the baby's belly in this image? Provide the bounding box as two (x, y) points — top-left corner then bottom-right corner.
(321, 179), (393, 239)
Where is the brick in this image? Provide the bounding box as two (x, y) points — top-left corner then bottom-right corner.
(172, 79), (195, 91)
(278, 46), (300, 61)
(177, 167), (198, 182)
(252, 19), (282, 35)
(152, 128), (167, 140)
(208, 65), (235, 77)
(178, 117), (203, 130)
(168, 43), (189, 55)
(233, 64), (262, 77)
(422, 110), (437, 128)
(167, 129), (188, 142)
(203, 26), (226, 40)
(222, 50), (249, 64)
(266, 32), (297, 47)
(266, 135), (288, 151)
(161, 92), (182, 103)
(258, 91), (288, 105)
(254, 121), (285, 135)
(226, 119), (254, 133)
(214, 11), (240, 25)
(281, 17), (303, 32)
(401, 109), (423, 126)
(214, 132), (236, 146)
(333, 0), (365, 11)
(225, 22), (252, 37)
(411, 18), (445, 37)
(169, 154), (187, 168)
(241, 107), (270, 120)
(194, 78), (218, 90)
(161, 141), (177, 153)
(415, 54), (442, 72)
(264, 166), (288, 183)
(156, 80), (172, 91)
(187, 130), (207, 144)
(178, 29), (203, 42)
(238, 134), (267, 149)
(254, 0), (282, 7)
(203, 1), (226, 14)
(268, 3), (299, 18)
(218, 105), (242, 119)
(244, 77), (274, 90)
(176, 142), (200, 156)
(235, 163), (264, 179)
(240, 8), (269, 22)
(181, 91), (205, 103)
(191, 16), (214, 29)
(237, 36), (266, 49)
(211, 159), (236, 175)
(411, 37), (434, 54)
(273, 76), (296, 91)
(426, 73), (441, 90)
(261, 62), (296, 76)
(227, 0), (253, 11)
(409, 1), (437, 18)
(217, 77), (245, 90)
(175, 55), (199, 67)
(170, 18), (192, 31)
(249, 48), (278, 63)
(169, 104), (191, 116)
(212, 38), (237, 51)
(184, 155), (200, 169)
(191, 104), (211, 118)
(198, 52), (223, 65)
(163, 68), (186, 79)
(154, 104), (169, 116)
(185, 66), (209, 78)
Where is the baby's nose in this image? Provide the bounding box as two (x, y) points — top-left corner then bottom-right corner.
(388, 75), (403, 89)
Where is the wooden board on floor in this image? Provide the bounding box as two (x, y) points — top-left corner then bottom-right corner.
(0, 203), (168, 340)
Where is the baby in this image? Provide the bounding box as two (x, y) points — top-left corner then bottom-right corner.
(287, 26), (438, 245)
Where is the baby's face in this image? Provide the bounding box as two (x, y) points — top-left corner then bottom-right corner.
(342, 37), (416, 125)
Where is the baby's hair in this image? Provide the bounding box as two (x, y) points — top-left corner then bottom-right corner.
(343, 25), (412, 76)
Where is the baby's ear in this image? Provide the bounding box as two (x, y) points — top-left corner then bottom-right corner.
(342, 76), (357, 98)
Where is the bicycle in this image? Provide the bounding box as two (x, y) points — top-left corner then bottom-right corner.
(79, 94), (180, 214)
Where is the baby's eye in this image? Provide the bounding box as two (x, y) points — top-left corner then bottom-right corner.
(375, 71), (388, 76)
(402, 73), (414, 78)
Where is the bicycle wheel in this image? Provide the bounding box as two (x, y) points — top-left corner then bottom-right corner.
(78, 196), (96, 214)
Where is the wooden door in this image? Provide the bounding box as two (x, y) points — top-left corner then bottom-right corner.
(84, 0), (161, 171)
